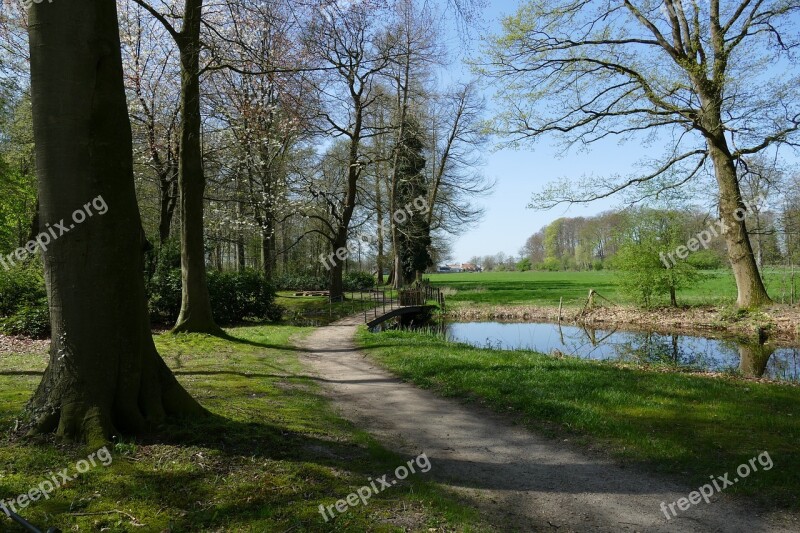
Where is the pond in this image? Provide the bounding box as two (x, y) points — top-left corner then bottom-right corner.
(442, 321), (800, 382)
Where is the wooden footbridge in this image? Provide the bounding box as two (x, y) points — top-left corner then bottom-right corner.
(362, 286), (445, 329)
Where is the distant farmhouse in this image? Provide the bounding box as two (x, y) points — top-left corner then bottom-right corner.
(436, 263), (482, 273)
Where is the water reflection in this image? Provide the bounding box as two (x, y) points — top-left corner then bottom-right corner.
(440, 322), (800, 382)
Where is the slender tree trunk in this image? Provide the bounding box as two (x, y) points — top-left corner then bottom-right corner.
(158, 172), (178, 244)
(26, 0), (207, 444)
(328, 115), (362, 301)
(262, 228), (275, 280)
(376, 174), (385, 285)
(173, 0), (221, 334)
(390, 52), (412, 290)
(237, 236), (246, 271)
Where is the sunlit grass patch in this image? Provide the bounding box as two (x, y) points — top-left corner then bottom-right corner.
(0, 325), (485, 532)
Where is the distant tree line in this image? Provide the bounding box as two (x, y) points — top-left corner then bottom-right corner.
(475, 183), (799, 275)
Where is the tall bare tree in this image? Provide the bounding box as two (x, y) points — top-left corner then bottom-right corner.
(131, 0), (222, 333)
(426, 81), (491, 237)
(485, 0), (800, 307)
(303, 2), (395, 300)
(119, 3), (181, 245)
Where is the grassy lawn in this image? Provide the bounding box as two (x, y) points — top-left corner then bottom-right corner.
(278, 291), (394, 326)
(0, 326), (484, 532)
(426, 269), (793, 308)
(358, 328), (800, 510)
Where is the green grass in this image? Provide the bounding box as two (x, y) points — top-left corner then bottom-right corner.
(358, 328), (800, 510)
(0, 326), (485, 532)
(277, 291), (394, 326)
(426, 269), (792, 308)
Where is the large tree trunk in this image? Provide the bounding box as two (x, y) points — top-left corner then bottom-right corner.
(707, 139), (772, 307)
(26, 0), (207, 445)
(173, 0), (221, 334)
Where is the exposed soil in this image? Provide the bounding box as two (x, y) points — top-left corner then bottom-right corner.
(0, 334), (49, 356)
(297, 314), (800, 532)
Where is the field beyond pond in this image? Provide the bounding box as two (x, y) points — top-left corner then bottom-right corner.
(426, 269), (796, 308)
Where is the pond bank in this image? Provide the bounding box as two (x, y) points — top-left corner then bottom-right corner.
(445, 302), (800, 344)
(358, 325), (800, 516)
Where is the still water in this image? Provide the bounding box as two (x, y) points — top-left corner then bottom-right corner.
(443, 321), (800, 382)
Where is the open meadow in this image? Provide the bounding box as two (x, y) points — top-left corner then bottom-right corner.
(425, 269), (797, 308)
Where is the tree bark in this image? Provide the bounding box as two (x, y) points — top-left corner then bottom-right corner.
(328, 111), (362, 301)
(158, 171), (178, 244)
(26, 0), (207, 444)
(329, 237), (346, 302)
(262, 228), (276, 280)
(172, 0), (221, 334)
(376, 174), (385, 285)
(707, 138), (772, 307)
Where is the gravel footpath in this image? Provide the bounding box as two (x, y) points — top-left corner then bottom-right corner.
(297, 315), (798, 532)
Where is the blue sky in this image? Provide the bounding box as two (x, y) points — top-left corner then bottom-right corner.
(442, 1), (800, 262)
(443, 1), (626, 261)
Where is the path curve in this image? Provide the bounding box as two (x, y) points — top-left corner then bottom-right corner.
(298, 315), (797, 532)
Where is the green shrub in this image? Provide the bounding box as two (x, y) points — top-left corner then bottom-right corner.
(0, 262), (50, 337)
(1, 302), (49, 338)
(343, 271), (375, 291)
(274, 273), (328, 291)
(0, 261), (47, 317)
(146, 269), (283, 325)
(207, 270), (283, 324)
(145, 238), (181, 281)
(146, 268), (182, 323)
(687, 250), (725, 270)
(541, 257), (561, 271)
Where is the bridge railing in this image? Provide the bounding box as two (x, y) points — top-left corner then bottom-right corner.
(362, 286), (445, 323)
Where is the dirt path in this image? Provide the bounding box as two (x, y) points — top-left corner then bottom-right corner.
(297, 315), (797, 532)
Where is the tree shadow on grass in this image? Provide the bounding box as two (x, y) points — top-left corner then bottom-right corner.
(21, 415), (405, 532)
(174, 369), (400, 386)
(217, 331), (304, 352)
